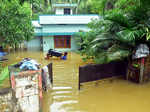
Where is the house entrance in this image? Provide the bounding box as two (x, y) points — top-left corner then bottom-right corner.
(54, 35), (71, 48)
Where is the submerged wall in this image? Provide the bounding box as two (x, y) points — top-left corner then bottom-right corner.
(26, 37), (42, 51)
(79, 60), (128, 89)
(43, 36), (54, 52)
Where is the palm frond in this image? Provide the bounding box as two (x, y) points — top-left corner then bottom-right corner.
(116, 29), (145, 46)
(107, 44), (130, 62)
(105, 10), (131, 28)
(91, 33), (114, 43)
(92, 40), (113, 50)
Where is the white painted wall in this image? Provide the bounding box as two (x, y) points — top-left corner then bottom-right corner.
(39, 15), (99, 24)
(70, 9), (73, 15)
(55, 8), (64, 15)
(42, 24), (90, 33)
(27, 37), (41, 51)
(34, 28), (42, 33)
(71, 35), (79, 51)
(42, 36), (54, 51)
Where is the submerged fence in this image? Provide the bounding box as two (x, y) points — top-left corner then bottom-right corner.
(79, 60), (128, 89)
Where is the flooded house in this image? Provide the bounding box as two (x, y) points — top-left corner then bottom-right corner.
(26, 3), (99, 52)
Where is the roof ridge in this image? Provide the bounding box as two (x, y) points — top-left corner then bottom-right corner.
(39, 14), (99, 16)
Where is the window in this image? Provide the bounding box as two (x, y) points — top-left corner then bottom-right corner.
(54, 36), (71, 48)
(64, 8), (71, 15)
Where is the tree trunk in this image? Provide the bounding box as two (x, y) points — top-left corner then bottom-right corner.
(76, 0), (81, 14)
(30, 1), (33, 15)
(105, 1), (114, 10)
(44, 0), (49, 7)
(49, 0), (52, 5)
(15, 44), (17, 51)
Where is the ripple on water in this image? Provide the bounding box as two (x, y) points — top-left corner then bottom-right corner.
(2, 51), (150, 112)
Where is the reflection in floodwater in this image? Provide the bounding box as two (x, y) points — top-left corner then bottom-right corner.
(1, 51), (150, 112)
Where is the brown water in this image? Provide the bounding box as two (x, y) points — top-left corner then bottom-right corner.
(1, 51), (150, 112)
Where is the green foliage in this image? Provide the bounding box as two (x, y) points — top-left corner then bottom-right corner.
(77, 0), (150, 64)
(0, 63), (2, 72)
(0, 0), (34, 48)
(0, 65), (9, 85)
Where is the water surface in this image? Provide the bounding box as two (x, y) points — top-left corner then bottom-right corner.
(1, 51), (150, 112)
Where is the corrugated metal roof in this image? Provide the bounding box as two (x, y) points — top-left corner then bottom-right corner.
(39, 15), (99, 24)
(32, 21), (41, 27)
(52, 3), (77, 8)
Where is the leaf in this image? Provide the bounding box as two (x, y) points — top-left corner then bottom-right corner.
(116, 29), (144, 46)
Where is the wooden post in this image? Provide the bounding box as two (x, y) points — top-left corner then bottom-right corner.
(38, 74), (42, 112)
(47, 63), (53, 84)
(126, 59), (131, 81)
(140, 58), (145, 83)
(79, 66), (81, 90)
(126, 70), (130, 81)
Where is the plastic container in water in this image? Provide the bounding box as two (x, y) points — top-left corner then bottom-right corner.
(0, 52), (7, 56)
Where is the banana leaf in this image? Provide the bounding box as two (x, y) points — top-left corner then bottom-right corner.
(0, 66), (9, 85)
(116, 29), (144, 46)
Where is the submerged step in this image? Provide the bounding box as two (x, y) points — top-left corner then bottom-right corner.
(53, 95), (73, 99)
(52, 86), (72, 90)
(51, 100), (78, 107)
(51, 91), (72, 95)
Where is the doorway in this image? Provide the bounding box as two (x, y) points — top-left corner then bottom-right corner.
(54, 35), (71, 48)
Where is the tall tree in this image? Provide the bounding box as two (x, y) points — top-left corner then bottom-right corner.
(0, 0), (34, 49)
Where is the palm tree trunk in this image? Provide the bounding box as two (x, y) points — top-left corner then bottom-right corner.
(44, 0), (48, 7)
(49, 0), (52, 5)
(76, 0), (81, 14)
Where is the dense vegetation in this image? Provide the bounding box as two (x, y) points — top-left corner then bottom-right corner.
(77, 0), (150, 64)
(1, 0), (150, 64)
(0, 0), (103, 50)
(0, 0), (33, 49)
(0, 0), (97, 49)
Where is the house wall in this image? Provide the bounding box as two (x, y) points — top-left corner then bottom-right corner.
(71, 35), (79, 51)
(27, 35), (79, 52)
(34, 28), (42, 33)
(26, 37), (42, 51)
(31, 19), (93, 52)
(56, 8), (64, 15)
(42, 24), (90, 34)
(42, 35), (79, 52)
(42, 36), (54, 52)
(39, 15), (99, 24)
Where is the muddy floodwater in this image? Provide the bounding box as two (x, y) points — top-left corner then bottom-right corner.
(1, 51), (150, 112)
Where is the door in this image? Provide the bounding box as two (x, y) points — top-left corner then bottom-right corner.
(54, 35), (71, 48)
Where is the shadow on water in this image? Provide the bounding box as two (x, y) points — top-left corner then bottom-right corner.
(1, 50), (150, 112)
